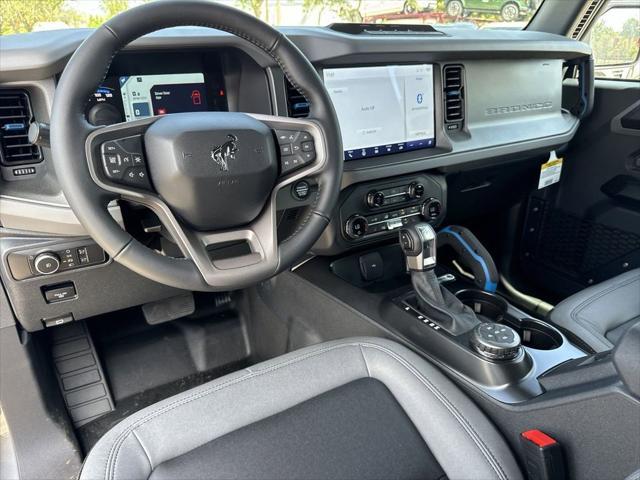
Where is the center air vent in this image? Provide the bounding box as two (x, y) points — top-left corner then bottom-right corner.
(443, 65), (465, 128)
(285, 79), (309, 118)
(0, 90), (42, 166)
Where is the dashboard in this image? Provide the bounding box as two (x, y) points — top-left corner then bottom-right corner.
(0, 25), (592, 331)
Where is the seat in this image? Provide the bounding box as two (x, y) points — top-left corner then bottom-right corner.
(549, 268), (640, 352)
(80, 337), (522, 480)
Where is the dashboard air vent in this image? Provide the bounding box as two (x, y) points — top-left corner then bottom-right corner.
(285, 79), (309, 118)
(443, 65), (464, 127)
(0, 90), (42, 166)
(569, 0), (604, 39)
(329, 23), (443, 35)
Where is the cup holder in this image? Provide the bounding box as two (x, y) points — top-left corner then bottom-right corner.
(515, 318), (564, 350)
(456, 289), (563, 350)
(456, 289), (508, 321)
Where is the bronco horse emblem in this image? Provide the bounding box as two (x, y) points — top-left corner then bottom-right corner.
(210, 134), (238, 172)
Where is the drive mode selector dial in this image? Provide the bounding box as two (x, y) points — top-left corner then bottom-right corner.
(345, 215), (368, 239)
(470, 323), (522, 361)
(34, 252), (61, 275)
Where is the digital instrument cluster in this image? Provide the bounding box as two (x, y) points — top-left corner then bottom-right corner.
(84, 52), (228, 126)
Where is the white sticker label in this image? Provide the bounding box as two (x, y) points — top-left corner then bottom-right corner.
(538, 151), (563, 189)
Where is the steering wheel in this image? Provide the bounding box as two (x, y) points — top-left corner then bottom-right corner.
(50, 0), (342, 291)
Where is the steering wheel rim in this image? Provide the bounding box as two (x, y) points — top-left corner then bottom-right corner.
(50, 0), (342, 291)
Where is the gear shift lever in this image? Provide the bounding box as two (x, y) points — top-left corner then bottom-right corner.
(399, 223), (437, 272)
(399, 223), (480, 336)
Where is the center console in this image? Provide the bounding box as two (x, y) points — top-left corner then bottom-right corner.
(299, 193), (587, 403)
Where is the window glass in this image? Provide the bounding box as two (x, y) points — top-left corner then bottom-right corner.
(584, 6), (640, 80)
(0, 0), (546, 35)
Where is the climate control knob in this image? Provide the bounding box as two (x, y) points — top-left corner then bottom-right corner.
(408, 182), (425, 199)
(34, 252), (60, 275)
(345, 215), (368, 239)
(366, 191), (385, 208)
(422, 198), (442, 221)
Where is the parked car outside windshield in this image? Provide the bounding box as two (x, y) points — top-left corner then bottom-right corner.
(0, 0), (545, 35)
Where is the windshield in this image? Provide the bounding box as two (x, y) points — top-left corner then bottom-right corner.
(1, 0), (544, 35)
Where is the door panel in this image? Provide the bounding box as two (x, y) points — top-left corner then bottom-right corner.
(519, 79), (640, 299)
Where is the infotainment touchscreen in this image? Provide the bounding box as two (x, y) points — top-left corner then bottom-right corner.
(323, 65), (435, 160)
(119, 73), (208, 121)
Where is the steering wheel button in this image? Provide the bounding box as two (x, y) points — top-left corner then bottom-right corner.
(275, 130), (299, 144)
(102, 141), (118, 153)
(132, 154), (144, 165)
(117, 166), (151, 189)
(104, 154), (119, 165)
(301, 141), (314, 152)
(298, 132), (312, 142)
(280, 143), (293, 156)
(292, 180), (311, 200)
(103, 156), (124, 178)
(302, 151), (315, 162)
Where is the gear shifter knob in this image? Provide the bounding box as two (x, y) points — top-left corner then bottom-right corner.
(399, 223), (437, 271)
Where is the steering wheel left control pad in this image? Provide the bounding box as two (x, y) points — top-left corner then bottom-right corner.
(101, 135), (151, 190)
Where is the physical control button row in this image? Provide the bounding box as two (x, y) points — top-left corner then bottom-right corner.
(101, 135), (151, 190)
(275, 129), (316, 174)
(29, 244), (106, 277)
(366, 182), (425, 209)
(345, 198), (443, 241)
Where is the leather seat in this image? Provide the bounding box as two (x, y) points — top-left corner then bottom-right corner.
(80, 337), (522, 480)
(549, 269), (640, 352)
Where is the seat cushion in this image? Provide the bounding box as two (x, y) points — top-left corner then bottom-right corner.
(549, 269), (640, 352)
(150, 378), (446, 480)
(80, 337), (522, 480)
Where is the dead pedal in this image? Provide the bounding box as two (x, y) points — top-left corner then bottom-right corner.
(49, 321), (115, 427)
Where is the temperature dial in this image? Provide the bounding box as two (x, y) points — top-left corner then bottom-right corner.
(422, 198), (442, 221)
(345, 215), (368, 239)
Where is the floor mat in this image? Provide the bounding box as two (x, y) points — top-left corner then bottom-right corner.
(76, 303), (251, 452)
(76, 359), (248, 453)
(90, 309), (249, 401)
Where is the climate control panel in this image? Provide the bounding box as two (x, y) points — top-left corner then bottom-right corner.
(365, 181), (426, 209)
(340, 174), (446, 242)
